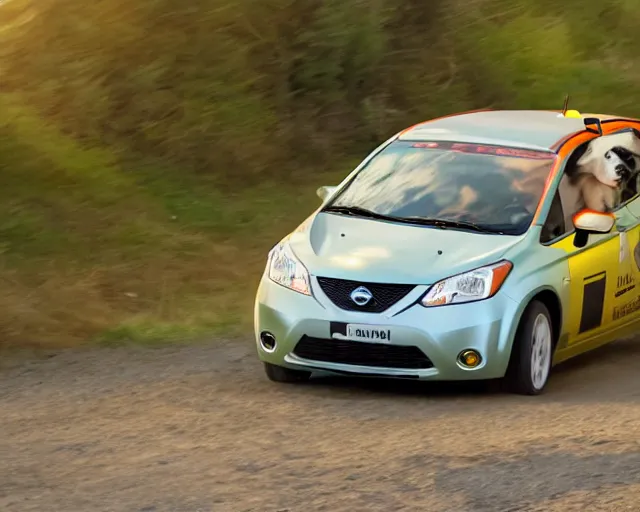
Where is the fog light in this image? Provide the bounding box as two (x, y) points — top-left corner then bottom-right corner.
(260, 331), (277, 353)
(458, 349), (482, 368)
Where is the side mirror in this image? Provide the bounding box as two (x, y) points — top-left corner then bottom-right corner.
(316, 185), (337, 202)
(572, 209), (615, 248)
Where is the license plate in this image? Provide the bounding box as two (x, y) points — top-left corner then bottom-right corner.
(331, 322), (392, 343)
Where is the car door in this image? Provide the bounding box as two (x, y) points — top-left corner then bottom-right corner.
(613, 196), (640, 326)
(551, 226), (621, 350)
(542, 122), (640, 358)
(549, 128), (639, 351)
(604, 124), (640, 328)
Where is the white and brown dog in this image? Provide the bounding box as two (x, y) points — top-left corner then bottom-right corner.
(559, 130), (640, 228)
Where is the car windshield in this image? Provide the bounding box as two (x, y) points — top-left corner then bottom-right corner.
(325, 140), (557, 235)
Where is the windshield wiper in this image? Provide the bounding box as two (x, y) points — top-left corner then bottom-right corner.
(322, 206), (504, 234)
(321, 205), (398, 222)
(393, 217), (505, 234)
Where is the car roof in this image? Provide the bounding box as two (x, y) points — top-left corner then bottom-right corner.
(398, 110), (593, 152)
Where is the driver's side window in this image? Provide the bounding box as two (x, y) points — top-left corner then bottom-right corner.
(542, 138), (609, 243)
(540, 141), (590, 243)
(563, 130), (640, 216)
(541, 128), (640, 244)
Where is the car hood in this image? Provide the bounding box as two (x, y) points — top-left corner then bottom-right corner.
(288, 212), (525, 285)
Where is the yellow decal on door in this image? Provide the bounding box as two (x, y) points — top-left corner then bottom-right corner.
(579, 271), (608, 334)
(613, 228), (640, 322)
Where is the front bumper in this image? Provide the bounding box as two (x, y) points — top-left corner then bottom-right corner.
(254, 274), (522, 381)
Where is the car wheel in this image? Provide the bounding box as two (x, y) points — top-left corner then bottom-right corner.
(264, 362), (311, 383)
(504, 300), (554, 395)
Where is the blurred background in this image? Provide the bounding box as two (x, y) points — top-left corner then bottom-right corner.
(1, 0), (640, 348)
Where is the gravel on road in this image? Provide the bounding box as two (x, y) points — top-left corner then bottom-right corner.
(1, 337), (639, 512)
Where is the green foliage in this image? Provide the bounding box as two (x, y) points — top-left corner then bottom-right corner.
(6, 0), (640, 179)
(2, 0), (640, 345)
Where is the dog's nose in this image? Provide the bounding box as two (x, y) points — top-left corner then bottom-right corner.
(615, 164), (630, 178)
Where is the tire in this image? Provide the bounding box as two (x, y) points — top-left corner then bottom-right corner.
(503, 300), (554, 395)
(264, 362), (311, 383)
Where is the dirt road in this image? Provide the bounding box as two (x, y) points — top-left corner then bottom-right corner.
(1, 336), (640, 512)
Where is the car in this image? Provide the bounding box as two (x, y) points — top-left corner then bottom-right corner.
(253, 108), (640, 395)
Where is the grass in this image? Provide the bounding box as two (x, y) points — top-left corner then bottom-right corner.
(0, 93), (349, 348)
(3, 0), (640, 348)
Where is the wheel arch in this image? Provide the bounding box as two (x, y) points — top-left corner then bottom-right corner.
(505, 286), (564, 357)
(529, 289), (563, 348)
(502, 290), (561, 395)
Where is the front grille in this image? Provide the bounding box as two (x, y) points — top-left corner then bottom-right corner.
(293, 336), (434, 370)
(316, 277), (416, 313)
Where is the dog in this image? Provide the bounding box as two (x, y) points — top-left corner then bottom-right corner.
(559, 130), (640, 228)
(575, 144), (639, 212)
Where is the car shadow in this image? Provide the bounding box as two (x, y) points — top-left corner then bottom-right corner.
(552, 336), (639, 375)
(301, 336), (640, 400)
(307, 374), (496, 397)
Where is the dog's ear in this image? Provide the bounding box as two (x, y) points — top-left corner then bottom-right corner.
(576, 144), (595, 167)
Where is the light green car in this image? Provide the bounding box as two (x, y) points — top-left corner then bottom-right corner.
(254, 109), (640, 395)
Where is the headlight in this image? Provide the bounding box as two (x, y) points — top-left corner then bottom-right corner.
(421, 260), (513, 307)
(267, 239), (311, 296)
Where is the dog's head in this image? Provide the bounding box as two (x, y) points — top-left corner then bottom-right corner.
(603, 145), (636, 184)
(576, 130), (640, 188)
